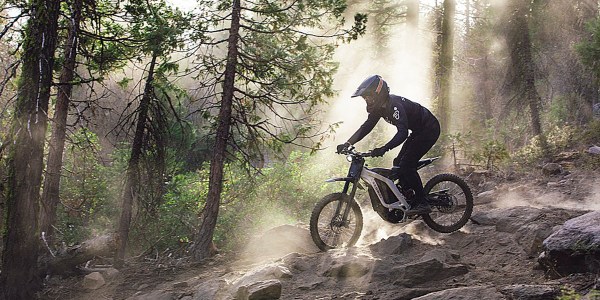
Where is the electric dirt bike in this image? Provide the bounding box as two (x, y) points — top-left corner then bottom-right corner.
(309, 146), (473, 251)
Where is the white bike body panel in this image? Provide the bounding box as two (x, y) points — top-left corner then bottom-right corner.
(360, 167), (410, 211)
(325, 177), (351, 183)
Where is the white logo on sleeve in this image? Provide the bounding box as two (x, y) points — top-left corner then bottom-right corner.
(393, 107), (400, 120)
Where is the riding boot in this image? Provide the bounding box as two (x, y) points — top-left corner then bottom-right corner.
(400, 170), (431, 215)
(406, 201), (431, 215)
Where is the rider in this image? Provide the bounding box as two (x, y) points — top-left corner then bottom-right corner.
(337, 75), (441, 215)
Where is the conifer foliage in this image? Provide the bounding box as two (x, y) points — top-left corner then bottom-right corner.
(189, 0), (366, 259)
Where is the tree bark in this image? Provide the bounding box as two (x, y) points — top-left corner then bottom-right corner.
(574, 0), (599, 119)
(40, 0), (83, 247)
(432, 4), (443, 106)
(507, 1), (547, 149)
(115, 53), (158, 266)
(0, 0), (60, 299)
(191, 0), (241, 260)
(0, 160), (4, 243)
(406, 0), (419, 28)
(437, 0), (455, 133)
(479, 55), (493, 121)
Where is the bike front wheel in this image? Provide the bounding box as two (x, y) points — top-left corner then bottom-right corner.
(422, 173), (473, 233)
(309, 193), (363, 251)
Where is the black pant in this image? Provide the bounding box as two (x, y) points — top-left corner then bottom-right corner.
(393, 120), (440, 203)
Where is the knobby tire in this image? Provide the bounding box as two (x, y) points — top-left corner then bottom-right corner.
(422, 173), (473, 233)
(310, 193), (363, 251)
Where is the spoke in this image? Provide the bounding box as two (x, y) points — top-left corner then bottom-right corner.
(333, 231), (341, 246)
(317, 198), (358, 248)
(428, 181), (469, 226)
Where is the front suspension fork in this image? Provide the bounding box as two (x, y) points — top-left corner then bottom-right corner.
(335, 180), (359, 226)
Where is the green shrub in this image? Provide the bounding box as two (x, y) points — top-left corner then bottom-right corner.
(442, 124), (511, 170)
(57, 128), (115, 246)
(471, 139), (510, 170)
(580, 119), (600, 144)
(127, 150), (345, 253)
(556, 288), (599, 300)
(139, 170), (208, 253)
(558, 288), (582, 300)
(216, 151), (343, 250)
(513, 125), (576, 163)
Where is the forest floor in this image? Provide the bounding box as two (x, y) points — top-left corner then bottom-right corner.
(39, 153), (600, 300)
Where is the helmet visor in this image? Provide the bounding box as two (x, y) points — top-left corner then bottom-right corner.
(351, 86), (370, 98)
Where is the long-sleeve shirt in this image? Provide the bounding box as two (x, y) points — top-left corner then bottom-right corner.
(347, 95), (438, 150)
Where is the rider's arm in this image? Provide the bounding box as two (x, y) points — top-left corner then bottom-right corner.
(347, 113), (380, 145)
(382, 108), (409, 151)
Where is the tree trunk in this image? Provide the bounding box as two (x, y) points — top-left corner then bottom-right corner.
(0, 0), (60, 299)
(371, 1), (389, 60)
(431, 4), (442, 115)
(191, 0), (241, 261)
(115, 53), (158, 266)
(518, 18), (542, 137)
(40, 0), (83, 247)
(406, 0), (419, 28)
(0, 160), (4, 243)
(508, 1), (547, 150)
(575, 0), (600, 119)
(437, 0), (455, 133)
(472, 0), (492, 123)
(0, 141), (6, 242)
(480, 55), (493, 121)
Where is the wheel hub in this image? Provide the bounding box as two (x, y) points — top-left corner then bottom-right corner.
(330, 215), (346, 232)
(436, 194), (457, 213)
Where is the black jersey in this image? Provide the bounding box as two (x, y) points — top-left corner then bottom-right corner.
(347, 95), (438, 150)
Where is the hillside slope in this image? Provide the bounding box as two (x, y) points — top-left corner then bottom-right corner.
(41, 168), (600, 300)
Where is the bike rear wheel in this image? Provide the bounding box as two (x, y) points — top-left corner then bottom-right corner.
(422, 173), (473, 233)
(310, 193), (363, 251)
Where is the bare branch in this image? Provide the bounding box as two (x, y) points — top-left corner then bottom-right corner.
(0, 11), (24, 41)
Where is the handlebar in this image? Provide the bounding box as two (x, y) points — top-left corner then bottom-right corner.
(337, 145), (373, 157)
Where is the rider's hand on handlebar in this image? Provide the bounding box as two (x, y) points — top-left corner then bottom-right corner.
(336, 142), (351, 154)
(369, 146), (388, 157)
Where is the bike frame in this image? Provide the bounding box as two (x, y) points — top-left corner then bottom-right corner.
(326, 149), (439, 224)
(359, 167), (410, 211)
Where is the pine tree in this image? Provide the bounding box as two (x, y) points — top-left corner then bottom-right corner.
(503, 0), (547, 151)
(190, 0), (366, 259)
(114, 0), (191, 265)
(0, 0), (61, 298)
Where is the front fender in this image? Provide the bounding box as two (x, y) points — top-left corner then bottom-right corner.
(325, 177), (352, 183)
(325, 177), (364, 189)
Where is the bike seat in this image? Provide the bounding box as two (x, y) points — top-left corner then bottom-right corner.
(391, 157), (441, 171)
(416, 157), (439, 169)
(370, 167), (393, 178)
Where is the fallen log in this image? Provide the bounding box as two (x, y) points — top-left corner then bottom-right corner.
(43, 234), (117, 276)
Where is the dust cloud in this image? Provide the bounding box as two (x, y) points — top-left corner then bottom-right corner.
(582, 182), (600, 211)
(358, 208), (445, 247)
(358, 209), (405, 245)
(492, 177), (600, 212)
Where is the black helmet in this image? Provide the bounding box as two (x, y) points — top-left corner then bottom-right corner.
(351, 75), (389, 98)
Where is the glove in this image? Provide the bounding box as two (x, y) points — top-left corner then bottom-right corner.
(370, 146), (388, 157)
(336, 142), (351, 154)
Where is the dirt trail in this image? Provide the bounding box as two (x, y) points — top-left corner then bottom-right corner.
(40, 169), (600, 300)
